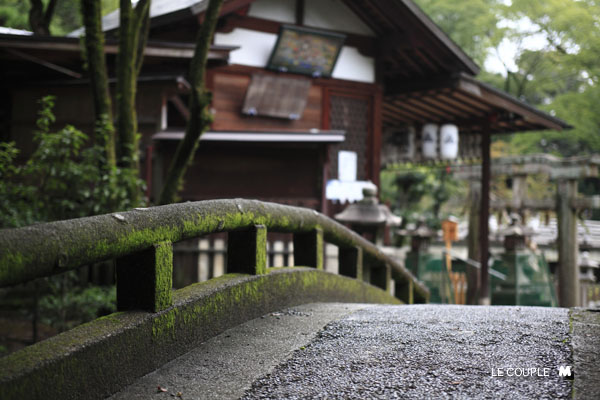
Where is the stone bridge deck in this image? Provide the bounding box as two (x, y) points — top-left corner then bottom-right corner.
(109, 304), (599, 399)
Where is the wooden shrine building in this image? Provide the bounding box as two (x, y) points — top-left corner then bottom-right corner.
(0, 0), (570, 218)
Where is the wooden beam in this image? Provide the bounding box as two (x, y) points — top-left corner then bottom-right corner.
(369, 0), (479, 74)
(197, 0), (254, 23)
(388, 0), (480, 74)
(449, 91), (495, 114)
(169, 94), (190, 121)
(384, 74), (456, 96)
(342, 0), (390, 37)
(435, 93), (487, 117)
(416, 96), (471, 119)
(0, 37), (234, 59)
(466, 180), (481, 304)
(401, 97), (459, 121)
(371, 86), (383, 187)
(218, 14), (377, 57)
(382, 107), (424, 124)
(458, 78), (567, 131)
(388, 99), (439, 121)
(295, 0), (304, 26)
(3, 48), (82, 79)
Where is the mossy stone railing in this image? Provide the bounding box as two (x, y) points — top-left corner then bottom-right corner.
(0, 199), (429, 399)
(0, 199), (428, 306)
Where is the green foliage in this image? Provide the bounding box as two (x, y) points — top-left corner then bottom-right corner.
(0, 96), (138, 336)
(381, 166), (463, 228)
(414, 0), (506, 65)
(51, 0), (82, 35)
(101, 0), (119, 16)
(38, 271), (116, 332)
(507, 84), (600, 157)
(0, 95), (144, 229)
(0, 0), (29, 30)
(0, 0), (119, 35)
(415, 0), (600, 158)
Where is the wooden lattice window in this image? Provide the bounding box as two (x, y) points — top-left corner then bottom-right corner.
(328, 94), (370, 180)
(242, 74), (311, 120)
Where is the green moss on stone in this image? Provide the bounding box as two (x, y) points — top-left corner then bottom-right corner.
(154, 241), (173, 311)
(152, 309), (177, 340)
(1, 199), (427, 302)
(316, 227), (324, 270)
(1, 268), (399, 399)
(255, 225), (267, 275)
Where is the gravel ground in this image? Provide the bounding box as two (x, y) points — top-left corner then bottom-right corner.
(242, 305), (572, 399)
(108, 304), (592, 399)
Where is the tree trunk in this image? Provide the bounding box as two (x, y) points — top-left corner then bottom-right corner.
(80, 0), (116, 167)
(116, 0), (150, 205)
(29, 0), (58, 36)
(158, 0), (224, 205)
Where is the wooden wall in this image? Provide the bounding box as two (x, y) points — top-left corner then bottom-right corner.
(8, 82), (169, 159)
(7, 64), (382, 211)
(209, 68), (323, 131)
(207, 65), (382, 184)
(158, 141), (324, 209)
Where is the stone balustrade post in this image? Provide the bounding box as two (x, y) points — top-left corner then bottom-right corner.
(293, 227), (323, 269)
(116, 241), (173, 312)
(227, 225), (267, 275)
(339, 246), (363, 280)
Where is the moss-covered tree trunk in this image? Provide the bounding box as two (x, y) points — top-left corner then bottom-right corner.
(116, 0), (149, 166)
(80, 0), (116, 167)
(158, 0), (223, 205)
(29, 0), (58, 35)
(116, 0), (150, 205)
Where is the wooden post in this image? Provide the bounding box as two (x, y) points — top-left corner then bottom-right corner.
(557, 179), (580, 307)
(442, 218), (459, 303)
(293, 227), (323, 269)
(479, 118), (491, 305)
(466, 179), (481, 304)
(116, 241), (173, 312)
(227, 225), (267, 275)
(339, 246), (363, 280)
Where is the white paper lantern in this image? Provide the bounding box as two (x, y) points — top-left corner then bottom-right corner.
(440, 124), (459, 159)
(421, 123), (438, 159)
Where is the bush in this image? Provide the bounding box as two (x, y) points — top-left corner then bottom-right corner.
(0, 96), (144, 337)
(0, 95), (145, 228)
(38, 272), (116, 332)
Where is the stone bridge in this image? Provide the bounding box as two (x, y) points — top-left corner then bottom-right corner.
(0, 200), (597, 399)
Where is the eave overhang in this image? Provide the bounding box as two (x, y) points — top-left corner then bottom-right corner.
(383, 73), (571, 134)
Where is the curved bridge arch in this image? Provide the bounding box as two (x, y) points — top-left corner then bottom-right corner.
(0, 199), (428, 399)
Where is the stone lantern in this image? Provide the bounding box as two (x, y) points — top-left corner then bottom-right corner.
(399, 218), (437, 277)
(500, 213), (534, 252)
(492, 213), (557, 306)
(579, 251), (599, 307)
(579, 252), (598, 283)
(334, 185), (401, 246)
